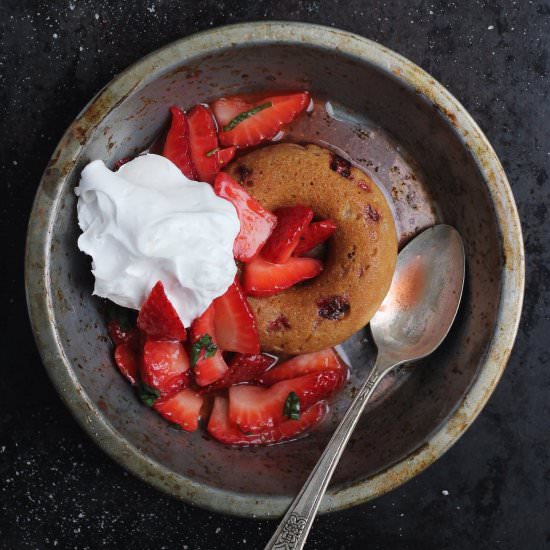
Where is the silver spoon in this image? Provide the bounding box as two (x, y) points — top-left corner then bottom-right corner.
(265, 224), (465, 550)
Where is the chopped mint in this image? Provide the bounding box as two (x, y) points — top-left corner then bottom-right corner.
(137, 383), (160, 408)
(283, 391), (300, 420)
(222, 102), (272, 131)
(205, 147), (220, 157)
(190, 334), (217, 367)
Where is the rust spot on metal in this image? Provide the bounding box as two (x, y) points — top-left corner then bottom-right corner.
(132, 96), (157, 118)
(49, 147), (61, 166)
(445, 109), (457, 126)
(431, 102), (459, 127)
(186, 69), (202, 79)
(98, 398), (109, 413)
(72, 90), (117, 144)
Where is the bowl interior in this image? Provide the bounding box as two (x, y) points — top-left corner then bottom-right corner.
(47, 42), (501, 510)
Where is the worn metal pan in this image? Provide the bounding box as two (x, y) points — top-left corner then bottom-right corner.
(25, 22), (524, 518)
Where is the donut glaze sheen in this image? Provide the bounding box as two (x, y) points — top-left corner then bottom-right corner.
(227, 143), (397, 355)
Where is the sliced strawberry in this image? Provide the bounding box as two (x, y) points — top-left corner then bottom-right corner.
(242, 255), (323, 297)
(190, 304), (228, 386)
(210, 97), (249, 127)
(187, 105), (235, 183)
(110, 312), (143, 386)
(107, 320), (140, 347)
(229, 369), (346, 433)
(212, 92), (311, 148)
(261, 206), (314, 263)
(137, 281), (186, 341)
(213, 279), (260, 354)
(114, 342), (140, 386)
(187, 104), (219, 182)
(162, 106), (197, 179)
(214, 173), (277, 262)
(259, 348), (347, 386)
(293, 219), (337, 256)
(215, 146), (237, 168)
(207, 397), (328, 446)
(154, 388), (203, 432)
(201, 353), (277, 392)
(141, 340), (190, 396)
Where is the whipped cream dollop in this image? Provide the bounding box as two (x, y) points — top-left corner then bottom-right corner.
(75, 154), (240, 326)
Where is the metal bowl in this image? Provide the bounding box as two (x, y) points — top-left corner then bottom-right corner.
(25, 22), (524, 518)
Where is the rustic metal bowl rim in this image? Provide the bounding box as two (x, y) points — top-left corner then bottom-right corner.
(25, 21), (524, 518)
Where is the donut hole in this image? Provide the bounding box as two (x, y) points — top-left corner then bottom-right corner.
(299, 238), (330, 261)
(297, 214), (334, 261)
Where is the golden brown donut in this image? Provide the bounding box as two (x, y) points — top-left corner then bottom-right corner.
(227, 143), (397, 355)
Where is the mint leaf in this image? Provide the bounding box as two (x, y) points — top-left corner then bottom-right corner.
(222, 102), (272, 131)
(137, 383), (160, 408)
(190, 334), (217, 367)
(205, 147), (220, 157)
(283, 391), (300, 420)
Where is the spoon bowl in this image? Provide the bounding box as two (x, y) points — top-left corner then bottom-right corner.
(371, 225), (465, 363)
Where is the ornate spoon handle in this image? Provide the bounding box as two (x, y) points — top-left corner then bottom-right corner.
(264, 353), (396, 550)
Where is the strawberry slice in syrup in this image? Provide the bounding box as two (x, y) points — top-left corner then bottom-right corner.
(213, 279), (260, 355)
(154, 388), (203, 432)
(214, 173), (276, 263)
(259, 348), (346, 386)
(190, 304), (228, 386)
(187, 105), (235, 183)
(141, 340), (190, 397)
(207, 397), (328, 446)
(293, 219), (337, 256)
(137, 281), (186, 341)
(242, 255), (322, 297)
(229, 369), (346, 434)
(261, 205), (314, 263)
(201, 353), (277, 393)
(162, 106), (197, 179)
(212, 92), (311, 149)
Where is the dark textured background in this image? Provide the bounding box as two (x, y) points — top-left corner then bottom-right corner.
(1, 1), (549, 549)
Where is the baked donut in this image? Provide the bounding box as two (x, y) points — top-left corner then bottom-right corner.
(227, 143), (397, 355)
